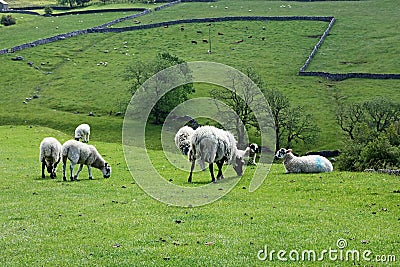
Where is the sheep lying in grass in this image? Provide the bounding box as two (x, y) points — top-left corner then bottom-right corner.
(62, 140), (111, 181)
(275, 148), (333, 173)
(39, 137), (62, 179)
(75, 123), (90, 142)
(188, 126), (250, 183)
(174, 126), (195, 156)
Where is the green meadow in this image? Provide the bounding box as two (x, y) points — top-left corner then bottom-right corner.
(0, 0), (399, 266)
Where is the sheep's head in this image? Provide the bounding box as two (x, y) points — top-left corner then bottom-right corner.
(275, 148), (292, 159)
(45, 161), (53, 174)
(233, 147), (251, 176)
(102, 162), (111, 178)
(179, 141), (191, 156)
(249, 143), (259, 154)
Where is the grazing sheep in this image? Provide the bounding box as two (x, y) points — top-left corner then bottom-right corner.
(275, 148), (333, 173)
(62, 140), (111, 181)
(248, 143), (260, 165)
(188, 126), (250, 183)
(39, 137), (62, 179)
(75, 123), (90, 142)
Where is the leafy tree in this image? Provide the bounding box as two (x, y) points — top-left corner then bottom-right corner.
(125, 52), (194, 125)
(335, 95), (400, 171)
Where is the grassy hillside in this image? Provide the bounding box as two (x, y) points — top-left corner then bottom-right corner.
(1, 0), (399, 150)
(0, 2), (399, 265)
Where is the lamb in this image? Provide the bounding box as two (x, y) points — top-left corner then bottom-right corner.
(39, 137), (62, 179)
(275, 148), (333, 173)
(74, 123), (90, 142)
(188, 126), (250, 183)
(248, 143), (260, 165)
(62, 140), (111, 181)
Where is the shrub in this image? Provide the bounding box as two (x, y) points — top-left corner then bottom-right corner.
(1, 15), (16, 26)
(338, 123), (400, 171)
(44, 6), (53, 16)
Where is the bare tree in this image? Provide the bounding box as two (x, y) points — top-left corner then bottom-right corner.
(336, 103), (364, 140)
(363, 97), (399, 133)
(264, 89), (289, 152)
(210, 67), (266, 148)
(283, 106), (319, 148)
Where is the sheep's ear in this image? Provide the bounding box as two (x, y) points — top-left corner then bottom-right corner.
(287, 149), (292, 153)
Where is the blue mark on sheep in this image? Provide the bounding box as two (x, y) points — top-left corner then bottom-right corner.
(316, 157), (323, 172)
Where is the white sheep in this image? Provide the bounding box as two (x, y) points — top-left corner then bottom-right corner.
(188, 126), (250, 183)
(39, 137), (62, 179)
(175, 125), (206, 170)
(74, 123), (90, 142)
(62, 140), (111, 181)
(174, 126), (195, 156)
(275, 148), (333, 173)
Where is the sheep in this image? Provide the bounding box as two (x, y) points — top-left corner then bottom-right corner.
(39, 137), (62, 179)
(62, 140), (111, 181)
(248, 143), (260, 165)
(188, 126), (250, 183)
(275, 148), (333, 173)
(74, 123), (90, 143)
(174, 126), (195, 156)
(175, 126), (205, 170)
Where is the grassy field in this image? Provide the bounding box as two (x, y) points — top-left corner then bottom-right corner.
(0, 126), (399, 266)
(0, 0), (399, 266)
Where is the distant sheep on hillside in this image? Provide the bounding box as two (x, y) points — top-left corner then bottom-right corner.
(39, 137), (62, 179)
(75, 123), (90, 143)
(275, 148), (333, 173)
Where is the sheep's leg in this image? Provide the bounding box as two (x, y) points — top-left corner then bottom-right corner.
(62, 157), (67, 181)
(209, 163), (216, 183)
(216, 161), (224, 180)
(87, 165), (93, 180)
(52, 160), (59, 178)
(69, 162), (76, 181)
(41, 161), (46, 178)
(74, 164), (84, 180)
(188, 160), (196, 183)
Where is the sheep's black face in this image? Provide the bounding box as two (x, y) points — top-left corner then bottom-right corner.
(103, 163), (111, 178)
(233, 158), (244, 176)
(46, 162), (53, 174)
(249, 143), (259, 153)
(275, 148), (287, 159)
(180, 144), (190, 156)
